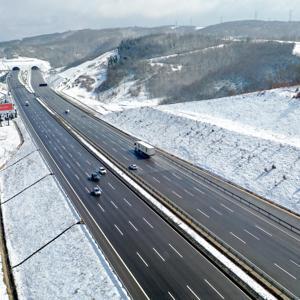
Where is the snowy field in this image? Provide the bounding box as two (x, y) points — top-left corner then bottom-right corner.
(0, 122), (17, 300)
(0, 117), (127, 299)
(103, 86), (300, 214)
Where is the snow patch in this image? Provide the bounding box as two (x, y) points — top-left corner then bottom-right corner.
(293, 42), (300, 57)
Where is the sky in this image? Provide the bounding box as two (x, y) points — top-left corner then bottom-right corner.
(0, 0), (299, 41)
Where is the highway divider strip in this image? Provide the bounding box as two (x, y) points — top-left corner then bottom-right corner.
(35, 97), (282, 300)
(54, 87), (300, 233)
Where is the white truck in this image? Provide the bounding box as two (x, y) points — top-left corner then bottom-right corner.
(134, 140), (155, 157)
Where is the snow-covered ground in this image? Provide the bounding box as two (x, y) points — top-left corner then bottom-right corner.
(0, 122), (17, 300)
(0, 117), (127, 299)
(50, 51), (161, 113)
(103, 86), (300, 214)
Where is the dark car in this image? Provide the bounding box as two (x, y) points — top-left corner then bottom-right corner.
(128, 164), (138, 170)
(89, 172), (100, 182)
(39, 83), (48, 87)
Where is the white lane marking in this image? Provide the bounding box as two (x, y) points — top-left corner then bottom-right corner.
(70, 144), (74, 149)
(210, 207), (223, 216)
(153, 248), (165, 262)
(152, 176), (160, 183)
(171, 190), (182, 199)
(75, 174), (80, 180)
(85, 187), (90, 193)
(110, 201), (118, 209)
(168, 291), (176, 300)
(162, 175), (171, 182)
(69, 153), (73, 158)
(204, 279), (224, 299)
(76, 161), (81, 167)
(59, 154), (63, 159)
(168, 243), (183, 258)
(274, 263), (297, 280)
(103, 140), (108, 145)
(184, 189), (194, 197)
(197, 208), (210, 218)
(244, 229), (260, 241)
(85, 172), (90, 177)
(255, 225), (272, 237)
(187, 285), (201, 300)
(53, 147), (57, 151)
(220, 203), (234, 213)
(123, 198), (132, 207)
(114, 224), (124, 236)
(137, 252), (149, 267)
(172, 172), (182, 180)
(290, 259), (300, 268)
(129, 221), (138, 232)
(98, 203), (105, 212)
(78, 152), (82, 156)
(108, 182), (115, 190)
(230, 232), (246, 245)
(193, 186), (205, 194)
(62, 145), (66, 150)
(122, 155), (129, 161)
(143, 217), (154, 229)
(66, 163), (71, 169)
(86, 160), (91, 165)
(112, 147), (117, 153)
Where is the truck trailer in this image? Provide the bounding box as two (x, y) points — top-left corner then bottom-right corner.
(134, 141), (155, 157)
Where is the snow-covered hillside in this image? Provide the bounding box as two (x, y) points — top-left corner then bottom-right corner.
(103, 86), (300, 214)
(50, 51), (161, 113)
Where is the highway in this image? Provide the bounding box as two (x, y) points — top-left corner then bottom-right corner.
(8, 71), (250, 299)
(30, 69), (300, 298)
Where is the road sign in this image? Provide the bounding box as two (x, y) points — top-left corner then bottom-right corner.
(0, 103), (14, 113)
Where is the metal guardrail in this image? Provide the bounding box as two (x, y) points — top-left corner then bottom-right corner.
(37, 95), (296, 300)
(54, 89), (300, 235)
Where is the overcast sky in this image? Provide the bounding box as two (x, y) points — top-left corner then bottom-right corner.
(0, 0), (299, 41)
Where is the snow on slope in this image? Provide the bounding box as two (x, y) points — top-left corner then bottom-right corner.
(0, 118), (127, 299)
(293, 42), (300, 56)
(50, 50), (161, 113)
(102, 86), (300, 214)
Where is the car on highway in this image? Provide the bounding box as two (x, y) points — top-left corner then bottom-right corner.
(89, 172), (100, 182)
(128, 164), (138, 170)
(25, 101), (29, 106)
(39, 83), (48, 87)
(98, 166), (107, 175)
(91, 186), (102, 196)
(65, 109), (70, 114)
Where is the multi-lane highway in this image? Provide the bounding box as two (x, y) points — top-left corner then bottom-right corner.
(29, 69), (300, 298)
(8, 71), (251, 299)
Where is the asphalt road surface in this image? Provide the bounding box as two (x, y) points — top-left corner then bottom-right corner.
(8, 71), (250, 299)
(30, 69), (300, 299)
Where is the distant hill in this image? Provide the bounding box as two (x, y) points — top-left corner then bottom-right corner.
(200, 20), (300, 41)
(0, 26), (195, 68)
